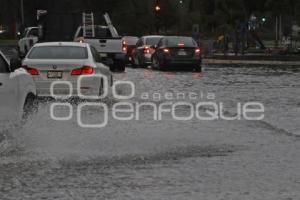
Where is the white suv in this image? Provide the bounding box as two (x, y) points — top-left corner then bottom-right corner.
(0, 50), (37, 128)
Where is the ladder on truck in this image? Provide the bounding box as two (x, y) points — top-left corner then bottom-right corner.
(82, 12), (95, 38)
(103, 12), (119, 38)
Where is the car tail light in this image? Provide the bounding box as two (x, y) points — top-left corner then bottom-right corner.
(122, 40), (128, 53)
(23, 66), (39, 75)
(177, 43), (185, 47)
(163, 48), (170, 54)
(195, 48), (201, 55)
(144, 47), (150, 54)
(71, 66), (94, 76)
(71, 68), (82, 75)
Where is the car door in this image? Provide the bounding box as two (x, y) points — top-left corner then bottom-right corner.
(0, 54), (18, 122)
(134, 38), (144, 61)
(138, 38), (146, 60)
(155, 38), (165, 61)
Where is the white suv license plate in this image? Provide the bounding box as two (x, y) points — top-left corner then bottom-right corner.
(47, 71), (63, 79)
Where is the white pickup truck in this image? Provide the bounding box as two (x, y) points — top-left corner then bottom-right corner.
(74, 26), (127, 72)
(17, 27), (39, 57)
(74, 13), (127, 72)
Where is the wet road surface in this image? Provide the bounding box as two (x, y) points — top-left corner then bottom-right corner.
(1, 47), (300, 199)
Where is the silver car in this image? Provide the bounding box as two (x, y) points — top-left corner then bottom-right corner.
(22, 42), (113, 99)
(131, 35), (163, 67)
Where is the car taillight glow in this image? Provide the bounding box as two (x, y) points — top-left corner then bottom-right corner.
(163, 48), (170, 54)
(122, 40), (128, 53)
(23, 66), (39, 75)
(195, 48), (201, 54)
(71, 66), (94, 76)
(71, 68), (82, 75)
(177, 43), (185, 47)
(144, 47), (150, 54)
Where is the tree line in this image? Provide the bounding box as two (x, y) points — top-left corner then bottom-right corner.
(0, 0), (299, 37)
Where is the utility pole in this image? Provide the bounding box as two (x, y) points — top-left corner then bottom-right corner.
(154, 0), (161, 34)
(20, 0), (24, 26)
(275, 16), (278, 47)
(279, 15), (282, 41)
(178, 0), (185, 34)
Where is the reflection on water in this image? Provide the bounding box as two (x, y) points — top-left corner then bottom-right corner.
(1, 46), (300, 199)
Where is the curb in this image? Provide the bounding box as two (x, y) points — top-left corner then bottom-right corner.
(204, 59), (300, 66)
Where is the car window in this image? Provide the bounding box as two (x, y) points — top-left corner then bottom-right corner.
(90, 46), (101, 63)
(136, 39), (143, 47)
(82, 27), (112, 39)
(166, 37), (197, 47)
(124, 37), (138, 46)
(0, 55), (10, 73)
(94, 27), (112, 38)
(76, 27), (112, 39)
(28, 46), (88, 59)
(157, 38), (164, 47)
(28, 29), (38, 37)
(145, 37), (162, 46)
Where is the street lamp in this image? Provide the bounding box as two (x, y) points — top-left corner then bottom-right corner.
(155, 5), (161, 12)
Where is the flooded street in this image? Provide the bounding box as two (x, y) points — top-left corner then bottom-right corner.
(1, 48), (300, 199)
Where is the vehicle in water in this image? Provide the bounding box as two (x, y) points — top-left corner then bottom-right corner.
(22, 42), (113, 98)
(74, 13), (127, 72)
(151, 36), (202, 71)
(131, 35), (163, 67)
(0, 50), (37, 126)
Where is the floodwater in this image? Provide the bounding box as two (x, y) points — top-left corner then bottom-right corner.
(1, 47), (300, 199)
